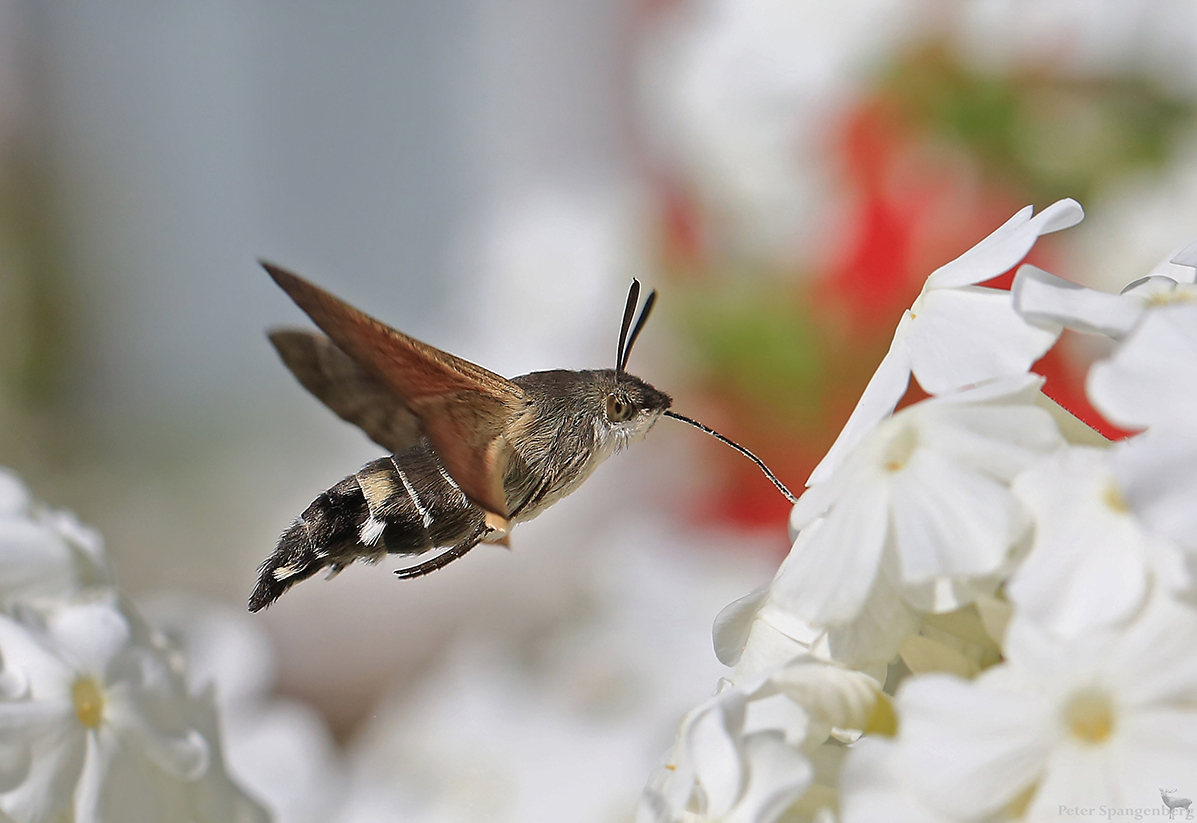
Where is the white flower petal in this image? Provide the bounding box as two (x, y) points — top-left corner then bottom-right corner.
(714, 587), (769, 667)
(1012, 264), (1143, 337)
(0, 725), (86, 823)
(1026, 714), (1197, 817)
(0, 734), (30, 795)
(0, 471), (31, 516)
(743, 693), (810, 747)
(125, 721), (210, 781)
(998, 614), (1102, 691)
(896, 673), (1054, 820)
(1099, 594), (1197, 706)
(73, 730), (113, 823)
(891, 449), (1019, 582)
(931, 371), (1044, 407)
(790, 481), (837, 535)
(0, 615), (75, 704)
(1121, 273), (1184, 300)
(182, 686), (271, 823)
(686, 690), (748, 815)
(908, 286), (1059, 395)
(93, 727), (194, 823)
(1111, 710), (1197, 801)
(772, 483), (889, 624)
(1008, 447), (1150, 637)
(1151, 239), (1197, 283)
(807, 312), (912, 486)
(924, 199), (1083, 290)
(824, 560), (921, 669)
(724, 732), (812, 823)
(841, 738), (951, 823)
(1025, 743), (1119, 815)
(732, 605), (822, 685)
(901, 576), (992, 616)
(922, 402), (1061, 482)
(769, 657), (879, 731)
(0, 700), (69, 736)
(46, 600), (131, 677)
(1114, 428), (1197, 552)
(1087, 304), (1197, 430)
(0, 519), (76, 606)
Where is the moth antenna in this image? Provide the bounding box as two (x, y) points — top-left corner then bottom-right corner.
(664, 411), (799, 504)
(620, 289), (657, 372)
(616, 279), (642, 373)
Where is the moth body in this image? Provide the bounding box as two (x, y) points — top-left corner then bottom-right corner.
(249, 359), (671, 611)
(249, 442), (486, 611)
(502, 369), (671, 521)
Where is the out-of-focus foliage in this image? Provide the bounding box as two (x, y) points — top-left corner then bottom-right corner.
(878, 42), (1197, 206)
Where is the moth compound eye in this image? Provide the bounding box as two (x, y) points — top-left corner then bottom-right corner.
(606, 394), (635, 423)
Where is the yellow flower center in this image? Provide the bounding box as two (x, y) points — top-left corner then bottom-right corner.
(1063, 687), (1115, 745)
(1102, 480), (1129, 514)
(1144, 289), (1197, 308)
(72, 676), (105, 729)
(864, 691), (898, 737)
(883, 425), (919, 473)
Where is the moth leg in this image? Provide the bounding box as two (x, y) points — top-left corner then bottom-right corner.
(393, 522), (486, 580)
(507, 475), (553, 520)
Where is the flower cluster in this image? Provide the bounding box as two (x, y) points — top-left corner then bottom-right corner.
(0, 471), (268, 823)
(637, 199), (1197, 822)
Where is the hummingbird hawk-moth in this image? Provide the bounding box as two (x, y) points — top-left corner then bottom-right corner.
(249, 264), (795, 611)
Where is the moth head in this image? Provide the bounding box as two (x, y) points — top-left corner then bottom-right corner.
(605, 280), (798, 508)
(595, 278), (670, 445)
(599, 371), (672, 446)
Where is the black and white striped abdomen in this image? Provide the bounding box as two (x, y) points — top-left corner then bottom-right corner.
(248, 443), (485, 611)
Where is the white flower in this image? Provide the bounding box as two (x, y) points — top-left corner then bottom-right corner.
(0, 470), (108, 607)
(898, 603), (1006, 683)
(890, 592), (1197, 820)
(776, 376), (1061, 628)
(809, 200), (1080, 485)
(715, 543), (925, 677)
(767, 657), (881, 735)
(839, 738), (955, 823)
(1113, 428), (1197, 554)
(823, 553), (925, 673)
(638, 651), (884, 823)
(0, 592), (264, 823)
(1007, 446), (1186, 638)
(638, 685), (813, 823)
(712, 587), (824, 679)
(143, 594), (340, 823)
(1011, 240), (1197, 339)
(1087, 303), (1197, 432)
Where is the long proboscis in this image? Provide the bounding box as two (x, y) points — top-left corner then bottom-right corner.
(664, 411), (799, 504)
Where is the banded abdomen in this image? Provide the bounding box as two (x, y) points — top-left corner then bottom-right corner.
(249, 442), (486, 611)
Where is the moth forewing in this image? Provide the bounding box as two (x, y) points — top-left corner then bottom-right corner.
(262, 261), (525, 518)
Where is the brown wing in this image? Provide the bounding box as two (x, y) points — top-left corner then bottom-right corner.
(269, 329), (424, 454)
(262, 261), (526, 519)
